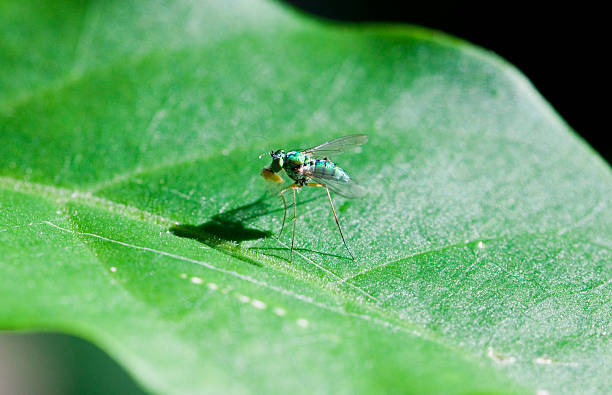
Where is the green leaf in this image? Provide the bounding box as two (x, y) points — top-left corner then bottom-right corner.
(1, 0), (610, 393)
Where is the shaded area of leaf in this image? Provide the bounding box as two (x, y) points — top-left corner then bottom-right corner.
(169, 196), (275, 268)
(171, 195), (274, 243)
(168, 193), (343, 266)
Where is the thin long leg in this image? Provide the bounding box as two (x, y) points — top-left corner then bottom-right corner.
(291, 187), (297, 262)
(278, 183), (301, 261)
(324, 186), (355, 261)
(305, 183), (355, 261)
(279, 192), (287, 238)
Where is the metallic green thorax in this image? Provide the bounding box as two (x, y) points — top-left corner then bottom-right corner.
(282, 151), (310, 184)
(285, 151), (308, 168)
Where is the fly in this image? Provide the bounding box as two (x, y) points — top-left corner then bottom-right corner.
(261, 134), (367, 262)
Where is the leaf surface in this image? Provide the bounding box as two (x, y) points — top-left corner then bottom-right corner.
(1, 1), (610, 394)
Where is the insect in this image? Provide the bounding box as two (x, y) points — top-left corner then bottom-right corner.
(261, 134), (367, 262)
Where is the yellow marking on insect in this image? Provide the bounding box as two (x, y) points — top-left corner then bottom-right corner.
(261, 167), (283, 183)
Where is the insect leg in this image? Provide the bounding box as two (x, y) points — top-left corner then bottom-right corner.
(278, 192), (287, 238)
(279, 183), (300, 237)
(306, 183), (355, 261)
(279, 183), (301, 261)
(291, 187), (297, 263)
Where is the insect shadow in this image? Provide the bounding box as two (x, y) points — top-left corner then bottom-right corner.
(169, 194), (319, 266)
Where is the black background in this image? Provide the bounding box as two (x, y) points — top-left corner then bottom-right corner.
(284, 1), (609, 164)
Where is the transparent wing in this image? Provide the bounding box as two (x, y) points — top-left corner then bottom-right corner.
(303, 134), (368, 158)
(306, 173), (366, 199)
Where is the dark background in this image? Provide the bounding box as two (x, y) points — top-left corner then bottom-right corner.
(284, 0), (609, 164)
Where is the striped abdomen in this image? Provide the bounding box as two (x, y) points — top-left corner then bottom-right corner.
(305, 159), (350, 182)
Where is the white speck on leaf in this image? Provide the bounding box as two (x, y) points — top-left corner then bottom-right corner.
(487, 346), (515, 365)
(274, 307), (287, 316)
(534, 357), (553, 365)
